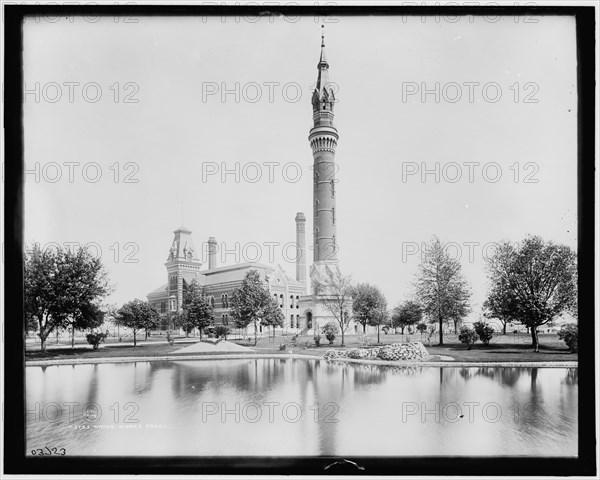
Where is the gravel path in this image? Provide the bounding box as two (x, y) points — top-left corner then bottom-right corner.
(174, 340), (254, 354)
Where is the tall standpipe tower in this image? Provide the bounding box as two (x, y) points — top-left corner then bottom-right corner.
(309, 28), (342, 289)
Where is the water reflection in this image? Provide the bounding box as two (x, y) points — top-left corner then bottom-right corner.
(26, 361), (577, 457)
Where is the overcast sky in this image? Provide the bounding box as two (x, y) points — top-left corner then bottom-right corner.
(23, 13), (577, 320)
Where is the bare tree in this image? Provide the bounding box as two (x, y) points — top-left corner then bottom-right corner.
(313, 270), (354, 347)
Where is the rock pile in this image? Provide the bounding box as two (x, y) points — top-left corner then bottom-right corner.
(324, 342), (430, 362)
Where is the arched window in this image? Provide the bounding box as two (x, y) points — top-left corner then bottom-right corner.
(296, 296), (300, 308)
(290, 295), (294, 309)
(279, 294), (284, 309)
(224, 294), (229, 308)
(290, 314), (294, 328)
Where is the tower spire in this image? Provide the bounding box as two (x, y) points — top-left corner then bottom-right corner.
(309, 27), (339, 265)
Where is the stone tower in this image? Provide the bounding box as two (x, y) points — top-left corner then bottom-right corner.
(309, 28), (342, 290)
(165, 225), (203, 312)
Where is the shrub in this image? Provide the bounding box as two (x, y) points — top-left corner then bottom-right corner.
(86, 331), (108, 350)
(214, 325), (230, 339)
(416, 323), (427, 334)
(473, 321), (494, 345)
(458, 327), (478, 350)
(558, 324), (578, 352)
(313, 334), (321, 347)
(382, 325), (390, 335)
(279, 343), (286, 351)
(321, 322), (339, 345)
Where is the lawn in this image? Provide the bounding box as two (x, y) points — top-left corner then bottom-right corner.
(25, 331), (576, 363)
(235, 332), (578, 363)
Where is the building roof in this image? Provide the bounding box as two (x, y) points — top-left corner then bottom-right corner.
(147, 283), (168, 299)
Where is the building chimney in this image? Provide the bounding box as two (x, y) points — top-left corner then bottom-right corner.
(295, 212), (306, 286)
(208, 236), (217, 269)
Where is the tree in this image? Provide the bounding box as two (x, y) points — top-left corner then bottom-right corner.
(416, 323), (428, 336)
(230, 270), (278, 346)
(70, 302), (106, 348)
(24, 243), (111, 352)
(558, 324), (578, 353)
(86, 331), (108, 350)
(115, 299), (159, 347)
(413, 237), (472, 346)
(173, 312), (195, 337)
(483, 282), (519, 335)
(458, 326), (478, 350)
(485, 236), (577, 352)
(214, 325), (231, 340)
(351, 283), (384, 332)
(261, 297), (285, 339)
(351, 283), (388, 343)
(392, 301), (423, 335)
(322, 322), (339, 345)
(313, 269), (354, 347)
(182, 280), (214, 338)
(473, 321), (494, 345)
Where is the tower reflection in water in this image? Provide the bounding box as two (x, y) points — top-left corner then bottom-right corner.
(26, 360), (577, 457)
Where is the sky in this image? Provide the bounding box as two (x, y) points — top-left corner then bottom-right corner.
(22, 13), (578, 321)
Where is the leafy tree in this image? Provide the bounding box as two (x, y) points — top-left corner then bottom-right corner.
(558, 323), (578, 353)
(321, 322), (339, 345)
(416, 323), (428, 336)
(214, 325), (230, 340)
(173, 312), (195, 337)
(352, 283), (384, 332)
(24, 243), (110, 352)
(230, 270), (279, 346)
(86, 331), (108, 350)
(483, 282), (519, 335)
(182, 280), (214, 338)
(351, 283), (388, 343)
(313, 269), (354, 347)
(413, 237), (472, 346)
(473, 321), (494, 345)
(115, 299), (159, 347)
(458, 327), (478, 350)
(485, 236), (577, 352)
(261, 296), (285, 339)
(70, 302), (105, 348)
(392, 301), (423, 335)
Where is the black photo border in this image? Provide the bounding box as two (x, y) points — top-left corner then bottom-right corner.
(3, 3), (596, 476)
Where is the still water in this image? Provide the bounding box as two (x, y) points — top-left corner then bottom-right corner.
(26, 359), (577, 456)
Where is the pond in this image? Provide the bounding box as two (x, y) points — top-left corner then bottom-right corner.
(26, 359), (577, 457)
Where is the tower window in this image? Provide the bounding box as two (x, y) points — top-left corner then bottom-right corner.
(290, 295), (294, 308)
(296, 296), (300, 308)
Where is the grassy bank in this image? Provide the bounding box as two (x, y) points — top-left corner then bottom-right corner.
(25, 332), (577, 363)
